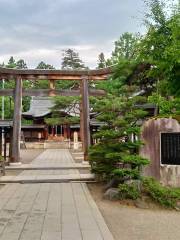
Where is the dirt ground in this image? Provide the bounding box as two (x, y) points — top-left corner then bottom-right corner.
(88, 183), (180, 240)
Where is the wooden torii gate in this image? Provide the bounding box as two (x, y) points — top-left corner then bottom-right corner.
(0, 67), (112, 163)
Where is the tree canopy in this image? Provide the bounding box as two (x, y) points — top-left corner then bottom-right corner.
(61, 49), (86, 70)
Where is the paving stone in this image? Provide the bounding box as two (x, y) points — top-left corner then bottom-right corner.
(0, 150), (114, 240)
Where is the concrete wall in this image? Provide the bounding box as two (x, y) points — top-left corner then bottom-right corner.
(140, 118), (180, 187)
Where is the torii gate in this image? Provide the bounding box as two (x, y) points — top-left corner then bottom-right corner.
(0, 67), (112, 164)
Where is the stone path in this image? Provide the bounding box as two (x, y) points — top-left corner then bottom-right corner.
(0, 149), (114, 240)
(1, 150), (94, 183)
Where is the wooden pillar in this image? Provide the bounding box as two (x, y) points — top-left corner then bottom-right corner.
(4, 131), (7, 161)
(51, 126), (55, 136)
(80, 76), (90, 161)
(49, 80), (55, 90)
(80, 101), (83, 143)
(9, 128), (13, 160)
(11, 76), (22, 163)
(63, 125), (67, 139)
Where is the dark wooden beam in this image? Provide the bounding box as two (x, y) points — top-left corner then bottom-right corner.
(0, 66), (112, 76)
(80, 77), (91, 161)
(0, 66), (113, 81)
(0, 89), (106, 97)
(11, 76), (22, 163)
(0, 75), (109, 81)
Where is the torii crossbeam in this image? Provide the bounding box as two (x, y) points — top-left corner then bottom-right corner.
(0, 67), (112, 163)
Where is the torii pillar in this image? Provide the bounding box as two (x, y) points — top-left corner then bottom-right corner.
(10, 76), (22, 165)
(80, 76), (91, 161)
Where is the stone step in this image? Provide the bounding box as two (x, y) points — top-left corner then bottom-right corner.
(0, 174), (95, 183)
(5, 163), (91, 171)
(71, 152), (84, 155)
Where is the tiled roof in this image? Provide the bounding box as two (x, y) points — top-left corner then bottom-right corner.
(23, 97), (80, 118)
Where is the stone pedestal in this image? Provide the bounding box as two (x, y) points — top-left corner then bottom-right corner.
(73, 131), (79, 150)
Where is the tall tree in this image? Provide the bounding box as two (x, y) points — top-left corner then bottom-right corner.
(112, 32), (141, 62)
(6, 56), (16, 68)
(36, 61), (55, 69)
(97, 53), (106, 69)
(61, 49), (86, 70)
(139, 0), (180, 96)
(16, 59), (28, 69)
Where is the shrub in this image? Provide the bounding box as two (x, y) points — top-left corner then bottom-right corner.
(113, 168), (141, 181)
(118, 183), (140, 200)
(143, 177), (180, 208)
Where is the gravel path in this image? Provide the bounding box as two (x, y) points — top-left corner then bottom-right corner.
(88, 184), (180, 240)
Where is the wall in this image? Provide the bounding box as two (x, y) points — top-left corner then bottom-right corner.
(140, 118), (180, 187)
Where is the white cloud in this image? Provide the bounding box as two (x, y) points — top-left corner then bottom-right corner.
(0, 0), (147, 68)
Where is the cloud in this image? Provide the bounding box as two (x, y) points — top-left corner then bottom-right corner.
(0, 0), (146, 68)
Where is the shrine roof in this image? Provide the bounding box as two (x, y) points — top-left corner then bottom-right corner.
(23, 97), (80, 118)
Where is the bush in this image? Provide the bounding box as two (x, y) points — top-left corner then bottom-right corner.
(118, 183), (140, 200)
(143, 177), (180, 208)
(113, 168), (141, 181)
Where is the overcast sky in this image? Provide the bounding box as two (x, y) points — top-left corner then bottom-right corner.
(0, 0), (147, 68)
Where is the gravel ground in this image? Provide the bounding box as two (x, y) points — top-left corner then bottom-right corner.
(88, 183), (180, 240)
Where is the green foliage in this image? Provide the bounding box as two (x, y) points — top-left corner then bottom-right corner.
(0, 96), (14, 119)
(46, 96), (80, 126)
(148, 93), (180, 116)
(45, 116), (79, 126)
(118, 183), (140, 200)
(22, 118), (33, 125)
(112, 32), (142, 62)
(16, 59), (27, 69)
(35, 61), (55, 89)
(36, 61), (55, 70)
(61, 49), (86, 70)
(52, 96), (78, 110)
(89, 86), (149, 181)
(97, 53), (107, 69)
(6, 56), (17, 68)
(139, 0), (180, 96)
(143, 177), (180, 208)
(113, 169), (141, 180)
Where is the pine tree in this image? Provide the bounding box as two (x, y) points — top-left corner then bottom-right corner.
(89, 85), (149, 183)
(6, 56), (16, 68)
(61, 49), (86, 70)
(36, 61), (55, 69)
(45, 96), (79, 126)
(97, 53), (106, 69)
(16, 59), (28, 69)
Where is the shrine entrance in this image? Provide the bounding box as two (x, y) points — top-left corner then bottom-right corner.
(0, 67), (112, 163)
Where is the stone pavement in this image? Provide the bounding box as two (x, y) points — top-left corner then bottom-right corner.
(0, 150), (94, 183)
(0, 149), (114, 240)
